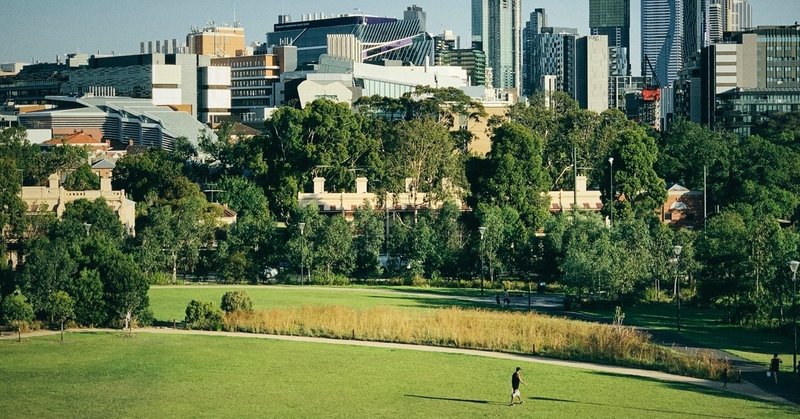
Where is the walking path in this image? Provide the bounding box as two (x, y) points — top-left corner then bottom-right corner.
(2, 326), (795, 407)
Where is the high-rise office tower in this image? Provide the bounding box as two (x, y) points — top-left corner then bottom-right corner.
(522, 8), (548, 96)
(472, 0), (522, 91)
(590, 0), (631, 75)
(708, 1), (724, 43)
(404, 5), (427, 32)
(641, 0), (684, 85)
(530, 27), (579, 97)
(683, 0), (708, 64)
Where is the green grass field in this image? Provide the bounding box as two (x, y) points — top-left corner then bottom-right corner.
(148, 285), (484, 322)
(1, 332), (795, 418)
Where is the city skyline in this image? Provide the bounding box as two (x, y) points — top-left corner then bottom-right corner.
(0, 0), (796, 76)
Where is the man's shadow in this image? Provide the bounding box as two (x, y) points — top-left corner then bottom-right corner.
(404, 394), (506, 406)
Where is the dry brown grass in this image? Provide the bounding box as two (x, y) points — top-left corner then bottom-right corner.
(224, 306), (728, 380)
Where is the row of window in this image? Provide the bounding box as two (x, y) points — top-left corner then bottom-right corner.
(232, 69), (271, 77)
(233, 89), (271, 97)
(232, 80), (274, 88)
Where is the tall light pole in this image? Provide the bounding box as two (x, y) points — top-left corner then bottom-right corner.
(479, 226), (486, 297)
(672, 245), (684, 332)
(790, 260), (799, 373)
(608, 157), (614, 227)
(299, 222), (306, 285)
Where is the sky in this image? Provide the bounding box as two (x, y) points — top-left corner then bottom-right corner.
(1, 0), (798, 75)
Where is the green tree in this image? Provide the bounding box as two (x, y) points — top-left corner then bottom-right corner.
(62, 165), (100, 191)
(600, 125), (666, 221)
(58, 198), (125, 240)
(20, 238), (79, 316)
(113, 149), (203, 203)
(1, 291), (34, 341)
(313, 215), (355, 278)
(474, 122), (551, 229)
(0, 157), (26, 239)
(47, 291), (74, 342)
(216, 176), (270, 218)
(353, 207), (385, 278)
(69, 268), (106, 326)
(262, 99), (381, 219)
(384, 118), (463, 215)
(695, 211), (751, 321)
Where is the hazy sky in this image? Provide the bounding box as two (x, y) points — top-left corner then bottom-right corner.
(1, 0), (798, 75)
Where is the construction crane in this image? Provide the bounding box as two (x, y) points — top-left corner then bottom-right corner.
(642, 55), (661, 102)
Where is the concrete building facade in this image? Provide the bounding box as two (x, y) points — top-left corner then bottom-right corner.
(589, 0), (631, 75)
(20, 173), (136, 235)
(187, 24), (246, 58)
(576, 36), (610, 112)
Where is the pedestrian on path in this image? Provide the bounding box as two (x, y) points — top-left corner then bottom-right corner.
(721, 367), (728, 389)
(769, 354), (782, 384)
(509, 367), (526, 406)
(503, 289), (510, 307)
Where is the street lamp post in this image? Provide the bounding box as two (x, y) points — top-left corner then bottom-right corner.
(789, 260), (800, 373)
(608, 157), (614, 227)
(479, 226), (486, 297)
(672, 245), (684, 332)
(299, 222), (306, 285)
(83, 222), (92, 237)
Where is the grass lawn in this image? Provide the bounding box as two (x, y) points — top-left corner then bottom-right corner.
(579, 302), (795, 371)
(148, 285), (485, 322)
(1, 332), (796, 418)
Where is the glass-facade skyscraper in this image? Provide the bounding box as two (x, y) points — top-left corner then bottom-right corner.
(641, 0), (684, 85)
(522, 8), (548, 96)
(471, 0), (522, 91)
(590, 0), (631, 75)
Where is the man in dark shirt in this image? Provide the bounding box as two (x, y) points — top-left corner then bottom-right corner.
(770, 354), (782, 384)
(509, 367), (526, 405)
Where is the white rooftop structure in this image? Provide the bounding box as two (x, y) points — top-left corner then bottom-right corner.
(296, 54), (468, 107)
(18, 95), (215, 150)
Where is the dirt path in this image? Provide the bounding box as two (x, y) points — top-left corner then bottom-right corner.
(2, 326), (795, 407)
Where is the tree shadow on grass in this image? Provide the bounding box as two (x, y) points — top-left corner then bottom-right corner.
(529, 396), (745, 418)
(588, 371), (798, 413)
(404, 394), (506, 406)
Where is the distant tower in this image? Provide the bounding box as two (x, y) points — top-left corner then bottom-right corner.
(641, 0), (684, 85)
(522, 9), (548, 96)
(404, 5), (427, 32)
(472, 0), (522, 91)
(724, 0), (751, 32)
(590, 0), (631, 75)
(683, 0), (708, 64)
(708, 1), (723, 43)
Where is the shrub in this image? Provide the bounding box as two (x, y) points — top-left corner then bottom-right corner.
(220, 291), (253, 313)
(148, 272), (175, 285)
(184, 300), (223, 330)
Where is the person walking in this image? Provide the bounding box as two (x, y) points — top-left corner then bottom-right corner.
(769, 354), (782, 384)
(509, 367), (526, 406)
(721, 367), (728, 389)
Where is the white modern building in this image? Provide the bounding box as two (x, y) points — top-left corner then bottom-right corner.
(294, 55), (468, 107)
(472, 0), (522, 92)
(59, 53), (230, 123)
